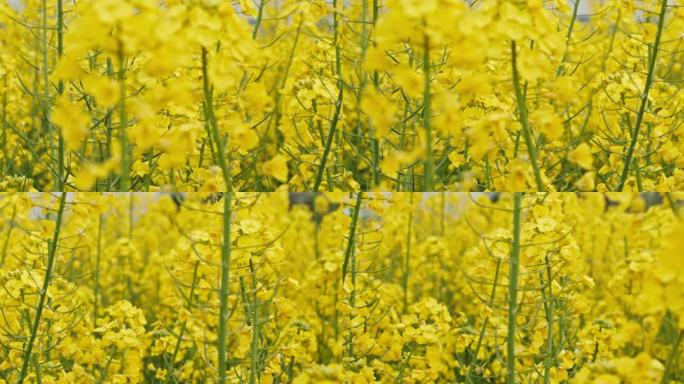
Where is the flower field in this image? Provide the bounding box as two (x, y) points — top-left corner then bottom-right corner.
(0, 192), (682, 383)
(1, 0), (683, 191)
(1, 0), (684, 382)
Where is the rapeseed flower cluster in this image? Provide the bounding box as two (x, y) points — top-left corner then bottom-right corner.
(0, 0), (682, 191)
(0, 192), (681, 383)
(1, 0), (683, 382)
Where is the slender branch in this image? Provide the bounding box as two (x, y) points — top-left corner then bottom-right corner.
(661, 326), (681, 384)
(118, 41), (129, 191)
(402, 193), (413, 313)
(423, 35), (434, 191)
(313, 0), (344, 192)
(465, 258), (502, 383)
(217, 192), (233, 384)
(511, 41), (545, 191)
(41, 0), (57, 189)
(542, 255), (555, 384)
(556, 0), (581, 76)
(616, 0), (668, 191)
(17, 193), (67, 384)
(249, 258), (259, 384)
(56, 0), (65, 190)
(252, 0), (265, 39)
(507, 192), (522, 384)
(342, 192), (363, 283)
(94, 214), (102, 324)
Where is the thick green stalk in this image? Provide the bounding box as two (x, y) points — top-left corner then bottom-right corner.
(511, 41), (545, 191)
(616, 0), (668, 191)
(252, 0), (265, 39)
(249, 260), (259, 384)
(31, 32), (40, 179)
(17, 193), (67, 384)
(371, 0), (380, 86)
(542, 256), (555, 384)
(56, 0), (65, 190)
(217, 192), (233, 384)
(372, 0), (379, 22)
(397, 100), (413, 191)
(360, 0), (380, 188)
(313, 88), (343, 192)
(41, 0), (58, 189)
(423, 36), (434, 191)
(201, 48), (233, 191)
(313, 0), (344, 192)
(342, 192), (363, 283)
(507, 193), (522, 384)
(347, 197), (361, 361)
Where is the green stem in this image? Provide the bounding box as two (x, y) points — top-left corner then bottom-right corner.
(342, 192), (363, 283)
(105, 59), (114, 178)
(249, 259), (260, 384)
(56, 0), (65, 190)
(556, 0), (581, 76)
(217, 192), (233, 384)
(201, 48), (233, 191)
(360, 0), (380, 188)
(402, 194), (413, 314)
(1, 205), (16, 266)
(665, 192), (680, 218)
(511, 41), (545, 191)
(167, 260), (200, 383)
(2, 78), (7, 175)
(507, 192), (522, 384)
(347, 251), (357, 360)
(542, 255), (555, 384)
(616, 0), (668, 191)
(661, 330), (681, 384)
(465, 259), (502, 383)
(17, 193), (67, 384)
(118, 42), (129, 191)
(41, 0), (58, 189)
(252, 0), (265, 39)
(249, 259), (259, 384)
(266, 19), (302, 155)
(347, 197), (361, 361)
(313, 0), (344, 192)
(423, 36), (434, 191)
(635, 158), (644, 192)
(94, 214), (102, 324)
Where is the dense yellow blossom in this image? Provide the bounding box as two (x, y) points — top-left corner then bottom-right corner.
(0, 0), (682, 191)
(0, 192), (681, 383)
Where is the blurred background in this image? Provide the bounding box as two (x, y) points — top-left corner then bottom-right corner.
(5, 0), (594, 17)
